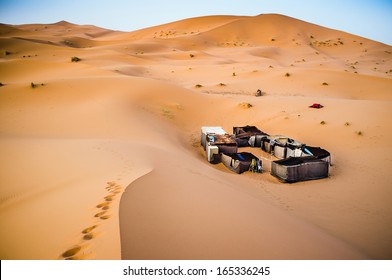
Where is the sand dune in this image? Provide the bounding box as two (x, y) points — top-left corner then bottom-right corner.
(0, 14), (391, 260)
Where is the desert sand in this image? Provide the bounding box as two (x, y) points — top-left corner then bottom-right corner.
(0, 14), (391, 260)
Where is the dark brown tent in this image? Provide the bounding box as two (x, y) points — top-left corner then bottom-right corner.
(303, 146), (331, 164)
(206, 133), (238, 154)
(233, 126), (268, 147)
(221, 152), (262, 174)
(271, 157), (329, 183)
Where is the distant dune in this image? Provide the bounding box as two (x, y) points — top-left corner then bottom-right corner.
(0, 14), (391, 260)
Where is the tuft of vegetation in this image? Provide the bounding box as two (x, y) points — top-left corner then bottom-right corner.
(71, 56), (81, 62)
(320, 120), (326, 125)
(356, 131), (363, 136)
(238, 102), (253, 109)
(195, 84), (203, 88)
(322, 82), (329, 86)
(271, 38), (276, 42)
(0, 82), (4, 87)
(4, 50), (11, 56)
(30, 82), (44, 88)
(232, 72), (236, 76)
(161, 108), (174, 119)
(344, 122), (350, 126)
(189, 53), (195, 58)
(218, 83), (226, 86)
(285, 72), (291, 77)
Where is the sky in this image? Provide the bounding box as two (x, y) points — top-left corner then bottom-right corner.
(0, 0), (391, 45)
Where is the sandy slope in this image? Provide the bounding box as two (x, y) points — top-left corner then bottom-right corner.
(0, 14), (391, 260)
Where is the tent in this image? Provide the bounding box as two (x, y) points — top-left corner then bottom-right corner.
(206, 133), (238, 154)
(201, 126), (226, 150)
(221, 152), (262, 174)
(262, 135), (292, 159)
(271, 157), (329, 183)
(285, 139), (307, 158)
(233, 126), (268, 147)
(303, 145), (331, 164)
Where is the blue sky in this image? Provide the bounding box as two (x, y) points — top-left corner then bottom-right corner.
(0, 0), (391, 45)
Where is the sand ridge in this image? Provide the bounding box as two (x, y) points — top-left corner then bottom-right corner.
(0, 13), (391, 259)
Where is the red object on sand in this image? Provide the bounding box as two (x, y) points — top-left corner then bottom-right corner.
(309, 103), (324, 108)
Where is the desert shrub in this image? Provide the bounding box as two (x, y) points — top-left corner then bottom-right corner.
(218, 83), (226, 86)
(356, 131), (363, 136)
(71, 56), (81, 62)
(195, 84), (203, 88)
(161, 108), (173, 119)
(285, 72), (291, 77)
(0, 82), (4, 87)
(232, 72), (236, 76)
(344, 122), (350, 126)
(189, 53), (195, 58)
(238, 102), (253, 109)
(320, 120), (326, 125)
(31, 82), (37, 88)
(322, 82), (329, 86)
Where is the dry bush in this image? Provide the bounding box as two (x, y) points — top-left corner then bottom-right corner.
(238, 102), (253, 109)
(71, 56), (81, 62)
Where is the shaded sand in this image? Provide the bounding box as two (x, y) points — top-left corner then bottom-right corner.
(1, 14), (392, 259)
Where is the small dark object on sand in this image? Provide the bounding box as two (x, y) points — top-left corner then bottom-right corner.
(309, 103), (324, 109)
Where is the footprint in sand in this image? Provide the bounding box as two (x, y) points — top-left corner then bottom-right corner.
(62, 245), (82, 259)
(82, 225), (98, 234)
(104, 195), (115, 201)
(83, 232), (95, 240)
(61, 181), (123, 259)
(94, 211), (107, 218)
(96, 201), (110, 208)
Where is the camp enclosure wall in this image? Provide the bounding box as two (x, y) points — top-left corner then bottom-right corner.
(271, 157), (329, 183)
